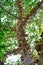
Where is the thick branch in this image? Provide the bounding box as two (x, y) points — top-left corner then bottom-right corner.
(0, 4), (19, 19)
(16, 0), (30, 61)
(22, 1), (43, 26)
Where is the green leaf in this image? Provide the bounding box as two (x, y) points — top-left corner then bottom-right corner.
(3, 28), (9, 32)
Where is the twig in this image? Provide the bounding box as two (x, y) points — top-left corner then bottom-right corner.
(0, 4), (19, 19)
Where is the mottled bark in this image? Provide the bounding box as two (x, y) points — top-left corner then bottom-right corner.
(16, 0), (30, 62)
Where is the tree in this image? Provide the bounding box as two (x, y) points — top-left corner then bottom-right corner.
(0, 0), (43, 65)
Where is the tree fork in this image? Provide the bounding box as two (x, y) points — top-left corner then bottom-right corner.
(16, 0), (43, 65)
(23, 0), (43, 26)
(16, 0), (30, 63)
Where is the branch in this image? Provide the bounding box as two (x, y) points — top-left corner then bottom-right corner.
(5, 35), (16, 38)
(0, 4), (19, 19)
(16, 0), (30, 60)
(4, 47), (23, 56)
(23, 1), (43, 26)
(3, 25), (16, 32)
(5, 34), (28, 39)
(16, 0), (23, 18)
